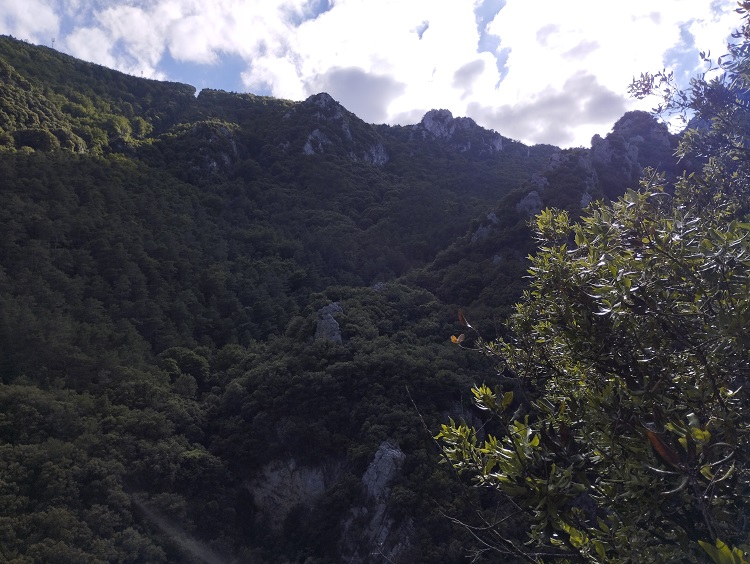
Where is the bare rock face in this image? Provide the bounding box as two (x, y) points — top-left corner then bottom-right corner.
(248, 442), (411, 562)
(315, 302), (343, 343)
(471, 224), (492, 243)
(421, 109), (457, 138)
(516, 190), (543, 217)
(340, 441), (412, 563)
(248, 458), (344, 531)
(310, 91), (339, 110)
(417, 109), (504, 154)
(470, 211), (500, 243)
(293, 93), (390, 165)
(366, 142), (389, 166)
(590, 110), (675, 199)
(362, 441), (406, 500)
(303, 128), (331, 155)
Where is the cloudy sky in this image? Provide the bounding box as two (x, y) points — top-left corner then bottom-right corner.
(0, 0), (739, 147)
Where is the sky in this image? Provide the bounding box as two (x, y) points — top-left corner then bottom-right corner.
(0, 0), (740, 148)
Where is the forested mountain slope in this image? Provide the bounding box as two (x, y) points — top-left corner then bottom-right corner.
(0, 35), (683, 563)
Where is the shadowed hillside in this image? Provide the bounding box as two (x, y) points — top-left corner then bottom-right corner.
(0, 34), (684, 563)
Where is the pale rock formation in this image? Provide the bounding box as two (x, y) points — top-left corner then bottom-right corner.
(516, 190), (543, 217)
(340, 441), (412, 563)
(248, 458), (344, 531)
(315, 302), (343, 343)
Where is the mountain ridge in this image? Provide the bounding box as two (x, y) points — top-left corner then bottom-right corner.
(0, 33), (686, 563)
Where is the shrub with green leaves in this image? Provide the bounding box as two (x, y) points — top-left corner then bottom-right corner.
(439, 5), (750, 561)
(440, 178), (750, 561)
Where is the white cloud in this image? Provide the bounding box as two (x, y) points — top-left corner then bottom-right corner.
(64, 26), (118, 68)
(0, 0), (59, 44)
(96, 5), (166, 68)
(481, 0), (736, 144)
(63, 15), (166, 80)
(0, 0), (741, 147)
(468, 72), (627, 146)
(273, 0), (497, 121)
(243, 55), (307, 99)
(306, 66), (406, 122)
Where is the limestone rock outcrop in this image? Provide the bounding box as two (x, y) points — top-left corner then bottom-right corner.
(315, 302), (343, 343)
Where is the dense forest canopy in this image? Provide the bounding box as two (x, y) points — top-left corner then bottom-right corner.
(0, 9), (738, 562)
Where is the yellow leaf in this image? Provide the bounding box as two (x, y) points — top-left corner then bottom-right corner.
(691, 427), (711, 444)
(501, 391), (514, 411)
(699, 539), (750, 564)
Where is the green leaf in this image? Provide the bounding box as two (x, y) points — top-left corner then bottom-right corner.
(501, 391), (514, 411)
(699, 539), (749, 564)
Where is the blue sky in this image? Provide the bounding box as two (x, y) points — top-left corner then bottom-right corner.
(0, 0), (739, 147)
